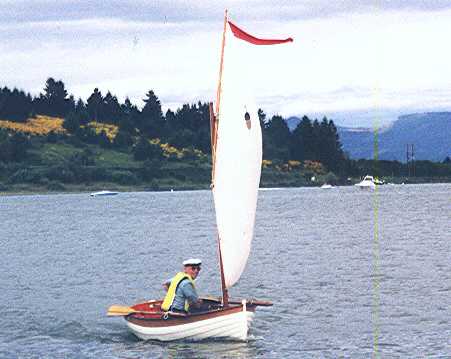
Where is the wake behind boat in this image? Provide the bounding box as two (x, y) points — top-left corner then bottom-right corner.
(107, 11), (292, 342)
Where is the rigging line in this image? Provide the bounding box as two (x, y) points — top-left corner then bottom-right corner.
(371, 49), (382, 359)
(372, 113), (381, 359)
(212, 10), (229, 307)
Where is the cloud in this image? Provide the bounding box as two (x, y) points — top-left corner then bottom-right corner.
(2, 0), (451, 25)
(0, 17), (220, 113)
(2, 2), (451, 126)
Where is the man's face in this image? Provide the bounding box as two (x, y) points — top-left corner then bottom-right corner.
(185, 265), (201, 279)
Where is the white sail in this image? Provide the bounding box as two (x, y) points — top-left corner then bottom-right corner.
(213, 22), (262, 289)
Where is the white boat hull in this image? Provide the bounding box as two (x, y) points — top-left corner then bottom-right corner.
(126, 308), (254, 341)
(90, 190), (118, 196)
(355, 175), (377, 189)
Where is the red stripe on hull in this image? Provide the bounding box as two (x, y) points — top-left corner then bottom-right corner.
(125, 303), (256, 328)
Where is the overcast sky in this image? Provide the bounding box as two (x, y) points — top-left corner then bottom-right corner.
(2, 0), (451, 126)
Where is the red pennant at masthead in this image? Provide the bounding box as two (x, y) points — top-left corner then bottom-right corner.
(228, 21), (293, 45)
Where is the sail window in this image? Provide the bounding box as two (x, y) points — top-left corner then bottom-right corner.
(244, 112), (251, 129)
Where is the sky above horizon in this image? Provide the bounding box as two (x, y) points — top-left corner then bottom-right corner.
(2, 0), (451, 127)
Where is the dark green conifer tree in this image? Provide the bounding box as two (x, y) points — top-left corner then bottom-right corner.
(291, 116), (314, 161)
(43, 78), (70, 117)
(74, 98), (90, 125)
(63, 112), (81, 132)
(140, 90), (165, 138)
(119, 98), (140, 134)
(86, 88), (103, 122)
(113, 130), (133, 149)
(102, 92), (122, 124)
(264, 115), (291, 161)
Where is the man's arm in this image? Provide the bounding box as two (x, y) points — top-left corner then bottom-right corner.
(180, 281), (202, 307)
(163, 279), (171, 291)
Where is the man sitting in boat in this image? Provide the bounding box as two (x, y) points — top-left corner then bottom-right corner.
(161, 258), (203, 314)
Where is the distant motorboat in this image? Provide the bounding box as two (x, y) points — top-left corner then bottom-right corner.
(320, 184), (334, 189)
(354, 175), (376, 190)
(90, 190), (119, 197)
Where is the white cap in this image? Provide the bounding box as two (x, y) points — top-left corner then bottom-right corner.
(183, 258), (202, 266)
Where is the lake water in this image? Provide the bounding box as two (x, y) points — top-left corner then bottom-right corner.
(0, 184), (450, 358)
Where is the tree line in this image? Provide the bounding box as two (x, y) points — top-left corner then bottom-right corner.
(1, 77), (450, 182)
(0, 78), (346, 169)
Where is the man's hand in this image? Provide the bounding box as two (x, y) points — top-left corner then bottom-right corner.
(190, 299), (203, 309)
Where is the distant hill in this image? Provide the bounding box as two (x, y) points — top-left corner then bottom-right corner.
(286, 116), (301, 131)
(337, 112), (451, 162)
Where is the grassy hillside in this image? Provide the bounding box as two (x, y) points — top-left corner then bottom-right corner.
(1, 115), (338, 194)
(2, 115), (448, 194)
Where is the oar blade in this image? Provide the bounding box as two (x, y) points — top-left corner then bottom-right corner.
(107, 305), (135, 316)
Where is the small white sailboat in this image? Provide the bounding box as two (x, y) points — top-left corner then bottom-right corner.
(90, 190), (119, 197)
(354, 175), (376, 190)
(107, 11), (292, 341)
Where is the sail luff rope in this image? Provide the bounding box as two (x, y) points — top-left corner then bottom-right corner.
(213, 9), (229, 307)
(215, 9), (227, 118)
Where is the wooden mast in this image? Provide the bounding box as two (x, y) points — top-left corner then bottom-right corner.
(215, 9), (228, 117)
(210, 9), (229, 307)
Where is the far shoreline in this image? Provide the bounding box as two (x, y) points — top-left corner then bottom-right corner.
(2, 179), (450, 197)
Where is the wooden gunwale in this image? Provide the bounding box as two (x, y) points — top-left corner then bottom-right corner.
(125, 303), (255, 328)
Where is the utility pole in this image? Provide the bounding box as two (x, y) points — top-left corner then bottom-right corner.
(406, 144), (410, 177)
(406, 144), (415, 177)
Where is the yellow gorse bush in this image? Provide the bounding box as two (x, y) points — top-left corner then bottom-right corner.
(0, 115), (66, 135)
(0, 116), (209, 160)
(304, 160), (326, 174)
(88, 122), (118, 140)
(151, 138), (183, 158)
(193, 148), (207, 159)
(160, 142), (184, 158)
(288, 160), (301, 168)
(151, 138), (206, 159)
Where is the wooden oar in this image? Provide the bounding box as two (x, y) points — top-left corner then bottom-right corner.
(107, 305), (188, 317)
(107, 305), (153, 316)
(243, 299), (273, 307)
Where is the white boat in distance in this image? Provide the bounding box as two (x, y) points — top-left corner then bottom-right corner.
(107, 11), (292, 341)
(90, 190), (118, 197)
(354, 175), (376, 189)
(320, 183), (334, 189)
